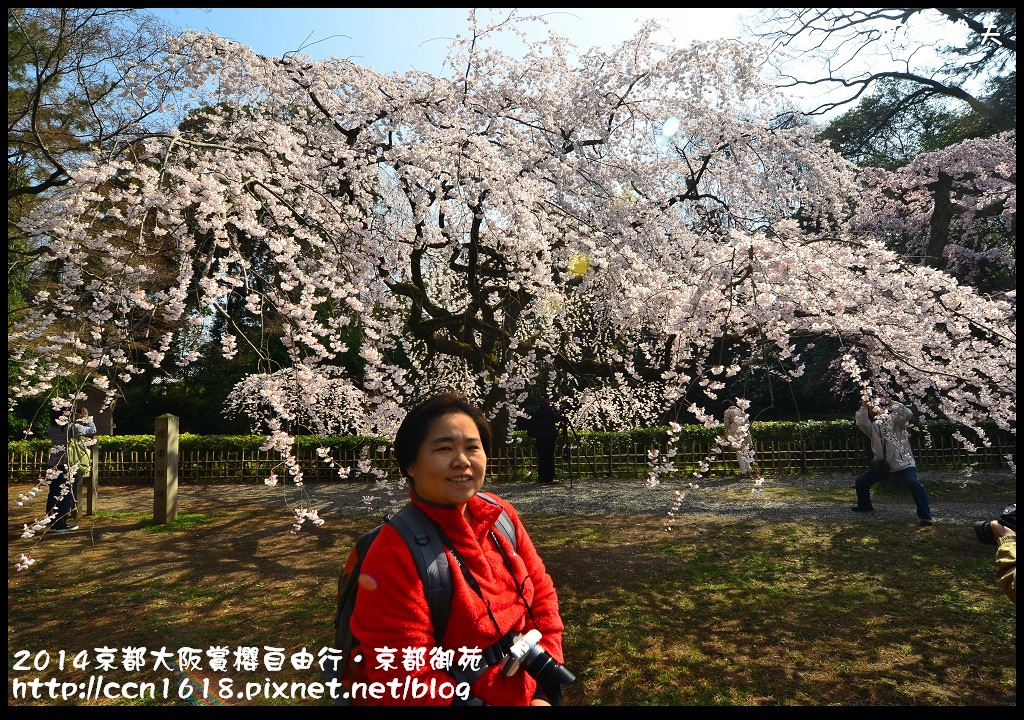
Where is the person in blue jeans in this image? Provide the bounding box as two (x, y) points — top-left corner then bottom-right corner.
(851, 395), (933, 526)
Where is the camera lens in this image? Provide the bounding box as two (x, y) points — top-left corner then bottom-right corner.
(974, 520), (996, 545)
(521, 645), (576, 686)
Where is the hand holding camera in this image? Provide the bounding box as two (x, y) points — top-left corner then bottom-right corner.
(500, 629), (576, 687)
(975, 503), (1016, 545)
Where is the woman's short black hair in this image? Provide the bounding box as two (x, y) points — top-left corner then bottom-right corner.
(394, 392), (492, 480)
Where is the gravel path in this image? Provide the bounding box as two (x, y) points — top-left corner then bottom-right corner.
(395, 470), (1013, 526)
(12, 469), (1012, 529)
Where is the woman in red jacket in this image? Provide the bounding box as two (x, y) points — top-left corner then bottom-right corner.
(349, 392), (568, 705)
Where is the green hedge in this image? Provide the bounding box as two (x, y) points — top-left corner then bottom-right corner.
(7, 432), (392, 455)
(8, 419), (990, 455)
(557, 419), (984, 446)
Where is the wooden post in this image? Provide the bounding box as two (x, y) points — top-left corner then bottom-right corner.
(84, 444), (98, 516)
(607, 438), (613, 479)
(154, 414), (179, 524)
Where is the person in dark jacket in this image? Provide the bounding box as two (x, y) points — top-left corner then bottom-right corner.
(349, 392), (567, 705)
(531, 396), (566, 485)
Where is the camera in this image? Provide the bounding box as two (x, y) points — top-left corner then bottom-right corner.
(868, 458), (891, 475)
(500, 629), (576, 687)
(974, 503), (1016, 545)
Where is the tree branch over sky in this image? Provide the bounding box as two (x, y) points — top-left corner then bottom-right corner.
(748, 8), (1016, 130)
(7, 8), (183, 203)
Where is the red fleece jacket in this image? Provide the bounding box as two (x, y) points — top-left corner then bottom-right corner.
(349, 488), (565, 705)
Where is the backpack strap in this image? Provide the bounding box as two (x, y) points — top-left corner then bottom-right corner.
(477, 491), (517, 550)
(387, 494), (522, 693)
(389, 502), (451, 640)
(388, 494), (516, 639)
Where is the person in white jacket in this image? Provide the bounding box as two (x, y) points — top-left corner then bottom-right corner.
(851, 395), (933, 526)
(723, 405), (753, 476)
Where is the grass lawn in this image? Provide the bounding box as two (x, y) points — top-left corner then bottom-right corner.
(7, 479), (1016, 706)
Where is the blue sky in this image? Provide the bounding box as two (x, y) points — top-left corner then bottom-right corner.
(149, 8), (978, 120)
(151, 8), (749, 75)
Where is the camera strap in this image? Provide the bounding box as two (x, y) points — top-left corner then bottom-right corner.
(433, 526), (530, 685)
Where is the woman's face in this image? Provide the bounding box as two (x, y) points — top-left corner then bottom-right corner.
(406, 412), (486, 512)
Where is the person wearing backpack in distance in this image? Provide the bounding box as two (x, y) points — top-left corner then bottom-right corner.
(349, 392), (568, 706)
(43, 405), (96, 533)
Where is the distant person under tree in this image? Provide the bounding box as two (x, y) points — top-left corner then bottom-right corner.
(529, 396), (567, 485)
(44, 406), (96, 533)
(723, 404), (753, 477)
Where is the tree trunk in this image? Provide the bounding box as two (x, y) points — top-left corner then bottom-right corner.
(924, 171), (954, 269)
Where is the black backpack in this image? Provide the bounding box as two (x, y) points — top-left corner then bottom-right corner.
(330, 492), (517, 704)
